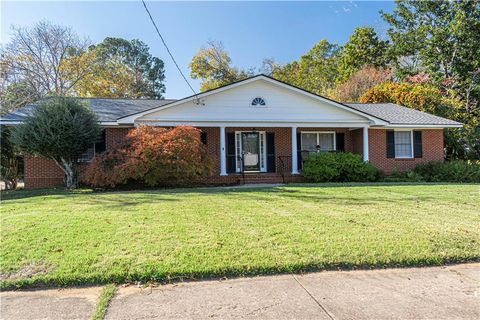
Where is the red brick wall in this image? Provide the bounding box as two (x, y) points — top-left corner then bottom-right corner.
(351, 129), (363, 156)
(105, 127), (132, 149)
(368, 129), (444, 173)
(23, 128), (133, 189)
(23, 155), (64, 189)
(21, 126), (446, 188)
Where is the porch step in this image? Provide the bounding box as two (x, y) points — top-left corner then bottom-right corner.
(241, 174), (285, 184)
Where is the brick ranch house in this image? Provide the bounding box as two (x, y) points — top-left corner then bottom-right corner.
(1, 75), (462, 189)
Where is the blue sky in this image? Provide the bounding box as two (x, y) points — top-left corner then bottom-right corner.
(1, 1), (396, 98)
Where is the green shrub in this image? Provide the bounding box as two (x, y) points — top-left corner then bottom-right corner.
(302, 152), (378, 182)
(413, 160), (480, 183)
(380, 168), (424, 182)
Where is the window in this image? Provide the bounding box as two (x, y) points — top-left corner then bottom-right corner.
(394, 131), (413, 158)
(78, 130), (106, 162)
(78, 146), (95, 163)
(251, 97), (266, 106)
(301, 132), (335, 152)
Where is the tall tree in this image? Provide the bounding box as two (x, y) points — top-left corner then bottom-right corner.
(383, 0), (480, 113)
(190, 40), (253, 91)
(1, 21), (94, 101)
(337, 27), (389, 83)
(272, 40), (340, 97)
(80, 38), (166, 99)
(11, 97), (101, 188)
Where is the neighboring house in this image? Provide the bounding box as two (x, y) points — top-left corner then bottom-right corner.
(1, 75), (462, 188)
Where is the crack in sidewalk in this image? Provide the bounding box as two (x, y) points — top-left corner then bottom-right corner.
(292, 274), (335, 320)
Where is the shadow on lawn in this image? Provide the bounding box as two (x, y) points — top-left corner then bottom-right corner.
(1, 182), (469, 202)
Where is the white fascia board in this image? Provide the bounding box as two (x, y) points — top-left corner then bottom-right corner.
(0, 121), (22, 125)
(118, 75), (388, 125)
(99, 121), (134, 127)
(372, 124), (463, 129)
(134, 120), (372, 128)
(0, 120), (133, 127)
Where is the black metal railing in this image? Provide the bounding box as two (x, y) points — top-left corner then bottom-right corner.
(238, 154), (245, 183)
(277, 155), (291, 184)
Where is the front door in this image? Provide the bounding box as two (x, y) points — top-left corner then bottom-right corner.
(241, 132), (260, 172)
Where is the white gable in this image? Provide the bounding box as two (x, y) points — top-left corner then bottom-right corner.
(125, 77), (384, 127)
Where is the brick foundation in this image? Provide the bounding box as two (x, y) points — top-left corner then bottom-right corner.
(22, 127), (446, 188)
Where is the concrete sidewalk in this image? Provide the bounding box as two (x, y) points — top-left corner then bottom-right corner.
(1, 264), (479, 320)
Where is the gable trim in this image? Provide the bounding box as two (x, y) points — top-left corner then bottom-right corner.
(117, 75), (388, 125)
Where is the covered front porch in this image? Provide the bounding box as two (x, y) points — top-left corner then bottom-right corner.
(209, 125), (371, 179)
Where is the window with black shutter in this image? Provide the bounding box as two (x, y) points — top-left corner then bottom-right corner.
(386, 130), (395, 158)
(266, 133), (275, 172)
(413, 131), (423, 158)
(200, 131), (207, 145)
(297, 132), (302, 170)
(226, 132), (236, 173)
(336, 132), (345, 152)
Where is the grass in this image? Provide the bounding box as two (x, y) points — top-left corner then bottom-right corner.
(1, 183), (479, 289)
(91, 284), (117, 320)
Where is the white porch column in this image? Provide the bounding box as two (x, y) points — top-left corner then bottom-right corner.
(363, 126), (369, 162)
(219, 126), (227, 176)
(291, 126), (299, 174)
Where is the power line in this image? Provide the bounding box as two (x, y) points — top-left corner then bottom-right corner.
(141, 0), (199, 99)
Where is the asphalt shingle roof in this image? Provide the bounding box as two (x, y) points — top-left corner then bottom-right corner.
(1, 98), (461, 126)
(345, 103), (461, 126)
(1, 98), (177, 122)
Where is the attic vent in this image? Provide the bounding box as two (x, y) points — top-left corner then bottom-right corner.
(251, 97), (266, 106)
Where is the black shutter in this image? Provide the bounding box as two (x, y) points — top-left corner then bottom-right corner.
(386, 130), (395, 158)
(297, 132), (302, 170)
(226, 132), (236, 173)
(94, 130), (106, 154)
(266, 133), (275, 173)
(413, 131), (423, 158)
(336, 132), (345, 152)
(200, 131), (207, 145)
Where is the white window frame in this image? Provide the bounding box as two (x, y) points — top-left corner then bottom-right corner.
(300, 131), (336, 152)
(394, 129), (414, 159)
(78, 144), (96, 163)
(234, 131), (267, 173)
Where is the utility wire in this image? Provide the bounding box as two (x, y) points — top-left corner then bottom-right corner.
(141, 0), (199, 100)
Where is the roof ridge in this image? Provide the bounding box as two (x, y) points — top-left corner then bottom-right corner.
(35, 97), (178, 101)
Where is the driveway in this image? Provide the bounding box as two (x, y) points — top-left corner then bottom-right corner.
(1, 263), (479, 319)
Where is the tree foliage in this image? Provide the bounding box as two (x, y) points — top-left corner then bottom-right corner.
(0, 21), (94, 110)
(189, 40), (254, 92)
(360, 82), (480, 159)
(383, 0), (480, 113)
(76, 38), (166, 98)
(11, 97), (101, 188)
(272, 40), (341, 97)
(1, 22), (167, 113)
(335, 67), (391, 102)
(0, 81), (40, 115)
(84, 126), (213, 188)
(0, 126), (19, 190)
(337, 27), (389, 83)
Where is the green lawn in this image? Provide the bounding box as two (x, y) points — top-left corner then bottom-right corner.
(1, 183), (479, 289)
